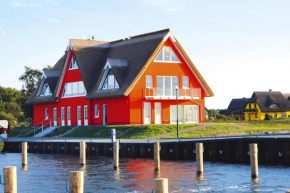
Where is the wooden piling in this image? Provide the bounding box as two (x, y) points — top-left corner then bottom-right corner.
(69, 171), (84, 193)
(286, 189), (290, 193)
(196, 143), (203, 175)
(154, 142), (160, 172)
(113, 142), (119, 170)
(22, 142), (27, 166)
(79, 141), (86, 165)
(250, 143), (258, 178)
(4, 166), (17, 193)
(154, 178), (168, 193)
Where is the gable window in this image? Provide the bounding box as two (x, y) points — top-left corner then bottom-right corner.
(182, 76), (189, 89)
(146, 76), (153, 88)
(39, 79), (52, 96)
(270, 103), (279, 108)
(62, 81), (86, 97)
(95, 105), (99, 118)
(155, 46), (180, 62)
(45, 108), (48, 120)
(69, 57), (78, 70)
(101, 69), (119, 90)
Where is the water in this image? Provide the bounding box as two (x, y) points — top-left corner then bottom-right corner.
(0, 153), (289, 192)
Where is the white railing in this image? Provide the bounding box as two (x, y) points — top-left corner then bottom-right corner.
(144, 88), (201, 99)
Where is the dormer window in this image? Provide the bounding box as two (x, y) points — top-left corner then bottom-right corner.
(101, 69), (119, 90)
(155, 46), (180, 62)
(69, 57), (78, 69)
(270, 103), (279, 108)
(38, 79), (52, 96)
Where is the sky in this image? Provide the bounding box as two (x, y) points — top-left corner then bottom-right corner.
(0, 0), (289, 109)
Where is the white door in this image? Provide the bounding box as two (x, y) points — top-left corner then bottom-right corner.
(67, 107), (71, 126)
(61, 107), (65, 126)
(77, 106), (81, 126)
(103, 104), (107, 125)
(84, 106), (88, 126)
(155, 103), (161, 124)
(53, 108), (57, 126)
(144, 103), (151, 124)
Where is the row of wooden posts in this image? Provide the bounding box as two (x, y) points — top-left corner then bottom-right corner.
(1, 142), (266, 193)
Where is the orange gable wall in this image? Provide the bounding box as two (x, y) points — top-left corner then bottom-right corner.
(129, 38), (205, 124)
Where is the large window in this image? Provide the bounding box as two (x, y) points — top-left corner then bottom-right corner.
(146, 76), (153, 88)
(157, 76), (178, 96)
(39, 79), (52, 96)
(182, 76), (189, 89)
(155, 46), (180, 62)
(94, 105), (99, 118)
(62, 81), (86, 97)
(69, 57), (78, 69)
(101, 69), (119, 90)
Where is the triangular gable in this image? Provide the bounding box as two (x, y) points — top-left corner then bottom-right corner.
(124, 31), (214, 97)
(37, 76), (52, 96)
(98, 61), (119, 90)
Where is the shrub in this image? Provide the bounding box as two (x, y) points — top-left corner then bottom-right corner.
(264, 113), (272, 121)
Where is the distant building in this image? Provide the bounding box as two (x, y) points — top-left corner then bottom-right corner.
(225, 98), (249, 120)
(244, 91), (290, 121)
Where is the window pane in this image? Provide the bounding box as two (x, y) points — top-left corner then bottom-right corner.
(146, 76), (153, 88)
(73, 82), (78, 94)
(102, 79), (108, 89)
(157, 77), (163, 96)
(155, 50), (163, 61)
(170, 48), (180, 62)
(164, 47), (170, 61)
(115, 78), (119, 89)
(95, 105), (99, 117)
(67, 108), (71, 120)
(172, 77), (178, 96)
(108, 75), (114, 89)
(165, 77), (171, 96)
(182, 76), (189, 88)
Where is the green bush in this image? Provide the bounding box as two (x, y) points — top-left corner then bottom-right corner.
(264, 113), (273, 121)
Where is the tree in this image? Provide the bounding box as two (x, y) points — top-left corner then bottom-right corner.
(19, 66), (42, 96)
(43, 65), (53, 71)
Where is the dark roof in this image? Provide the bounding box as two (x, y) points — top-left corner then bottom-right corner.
(27, 28), (213, 104)
(219, 110), (227, 115)
(225, 98), (250, 115)
(249, 91), (290, 112)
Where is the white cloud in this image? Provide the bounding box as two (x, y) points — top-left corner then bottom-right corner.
(139, 0), (185, 12)
(46, 18), (61, 23)
(10, 0), (41, 7)
(0, 26), (6, 36)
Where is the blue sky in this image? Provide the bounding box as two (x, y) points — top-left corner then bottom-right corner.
(0, 0), (290, 109)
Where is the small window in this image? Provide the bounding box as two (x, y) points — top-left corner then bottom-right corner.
(254, 104), (257, 109)
(69, 57), (78, 69)
(45, 108), (48, 120)
(281, 113), (286, 118)
(249, 104), (252, 109)
(101, 69), (119, 90)
(274, 113), (277, 118)
(39, 79), (52, 96)
(182, 76), (189, 89)
(146, 76), (153, 88)
(95, 105), (99, 118)
(155, 46), (180, 62)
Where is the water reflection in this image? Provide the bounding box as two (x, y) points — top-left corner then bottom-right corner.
(0, 153), (290, 192)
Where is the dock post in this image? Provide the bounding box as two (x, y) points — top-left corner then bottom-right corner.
(154, 178), (168, 193)
(196, 143), (203, 175)
(286, 189), (290, 193)
(22, 142), (27, 166)
(113, 141), (119, 170)
(154, 142), (160, 172)
(250, 143), (258, 178)
(79, 141), (86, 165)
(4, 166), (17, 193)
(69, 171), (84, 193)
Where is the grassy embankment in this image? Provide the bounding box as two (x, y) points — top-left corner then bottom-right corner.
(7, 119), (290, 139)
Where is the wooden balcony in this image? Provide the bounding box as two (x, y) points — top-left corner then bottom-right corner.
(144, 88), (201, 100)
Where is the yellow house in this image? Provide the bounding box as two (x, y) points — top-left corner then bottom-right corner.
(244, 91), (290, 121)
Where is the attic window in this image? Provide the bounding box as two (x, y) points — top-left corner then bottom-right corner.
(39, 79), (52, 96)
(69, 57), (78, 69)
(270, 103), (279, 108)
(101, 69), (119, 90)
(155, 46), (180, 62)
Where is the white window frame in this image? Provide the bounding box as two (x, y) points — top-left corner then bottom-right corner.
(69, 57), (78, 70)
(146, 75), (153, 88)
(62, 81), (86, 98)
(94, 105), (99, 118)
(156, 76), (179, 96)
(182, 76), (189, 89)
(154, 46), (181, 63)
(45, 108), (49, 120)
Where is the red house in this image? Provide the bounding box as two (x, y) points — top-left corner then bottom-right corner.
(26, 29), (213, 126)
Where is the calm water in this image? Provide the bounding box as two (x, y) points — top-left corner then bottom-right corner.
(0, 153), (289, 193)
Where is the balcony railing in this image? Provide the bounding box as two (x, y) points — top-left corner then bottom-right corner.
(244, 108), (258, 112)
(144, 87), (201, 100)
